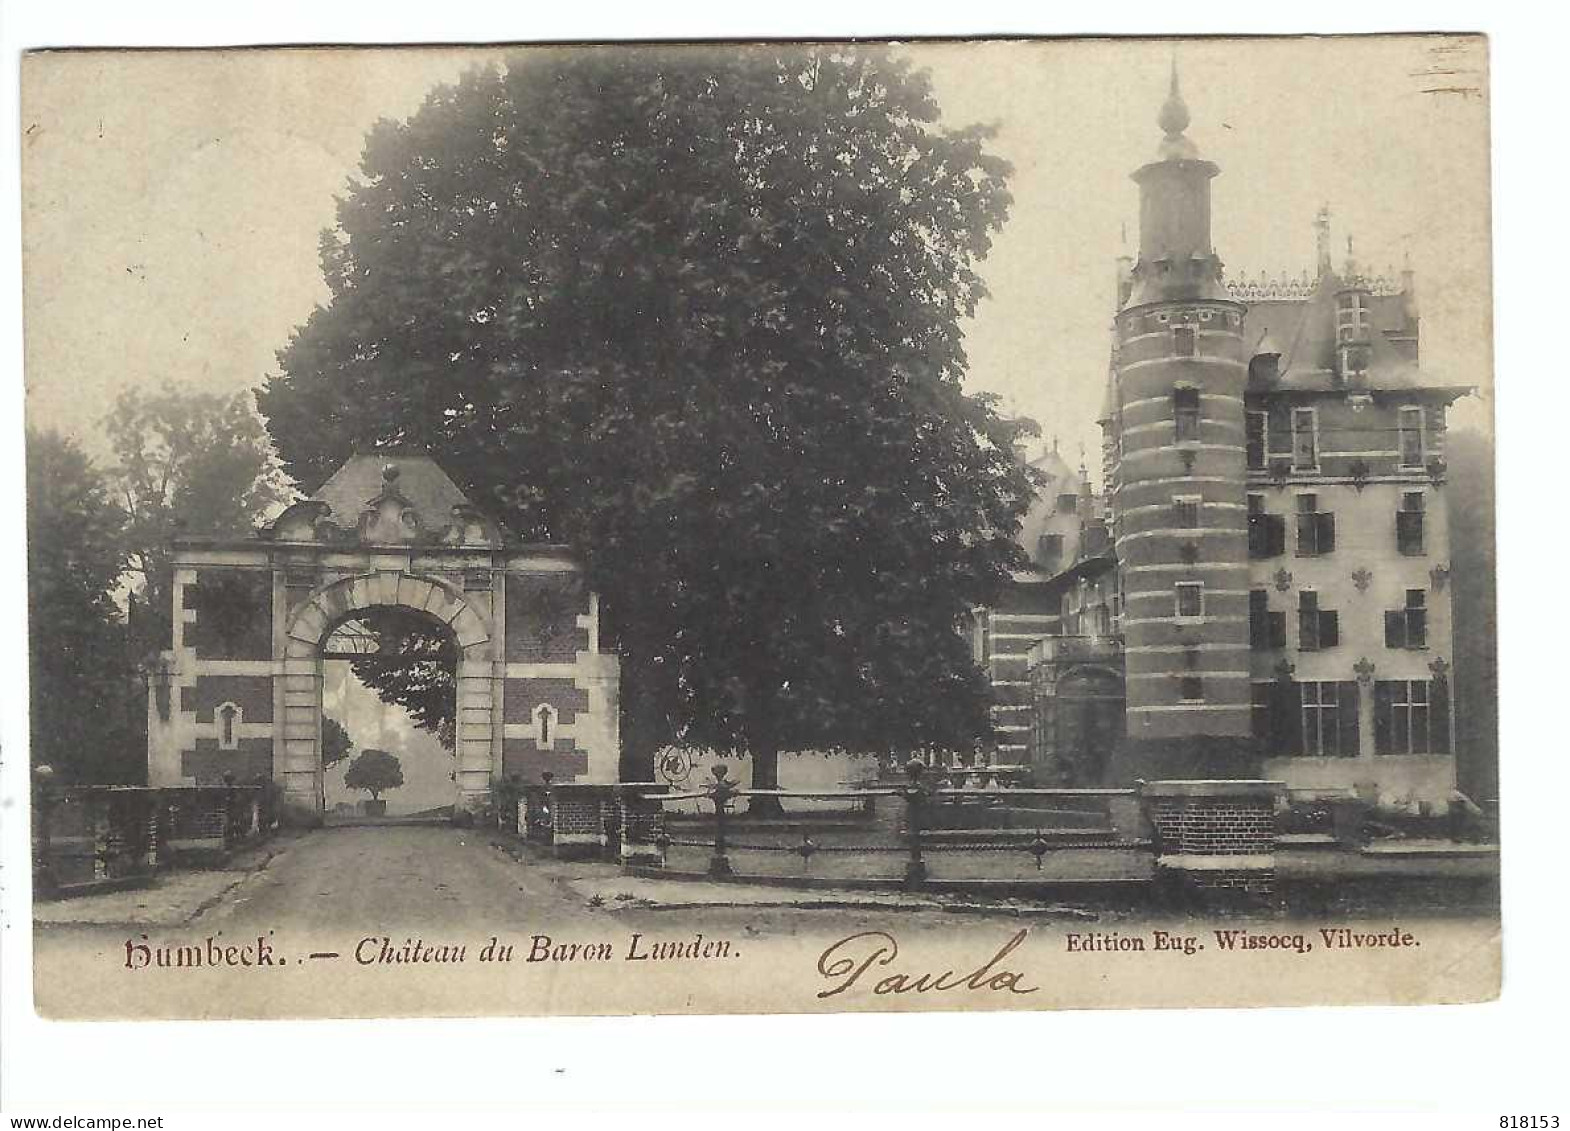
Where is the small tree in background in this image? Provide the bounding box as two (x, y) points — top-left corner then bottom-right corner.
(321, 715), (355, 772)
(343, 748), (405, 803)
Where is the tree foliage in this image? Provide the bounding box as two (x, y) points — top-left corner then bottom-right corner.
(25, 429), (144, 783)
(343, 747), (405, 801)
(322, 714), (355, 770)
(259, 47), (1036, 787)
(343, 608), (459, 752)
(105, 383), (295, 658)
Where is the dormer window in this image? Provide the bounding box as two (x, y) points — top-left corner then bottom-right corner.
(1337, 292), (1370, 343)
(1173, 325), (1196, 358)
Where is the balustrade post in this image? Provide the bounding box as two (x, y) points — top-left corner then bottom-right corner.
(32, 764), (58, 897)
(902, 758), (929, 891)
(708, 765), (737, 878)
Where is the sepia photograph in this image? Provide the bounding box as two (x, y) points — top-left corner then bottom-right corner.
(16, 32), (1501, 1030)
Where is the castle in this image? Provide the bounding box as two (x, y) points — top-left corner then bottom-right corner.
(977, 68), (1472, 808)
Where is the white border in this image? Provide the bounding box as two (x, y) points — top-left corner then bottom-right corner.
(1, 0), (1562, 1121)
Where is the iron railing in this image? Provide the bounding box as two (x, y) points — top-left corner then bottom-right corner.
(630, 761), (1145, 890)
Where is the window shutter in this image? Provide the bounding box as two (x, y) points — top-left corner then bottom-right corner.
(1320, 610), (1340, 649)
(1430, 677), (1452, 754)
(1385, 610), (1406, 650)
(1409, 608), (1428, 649)
(1373, 682), (1394, 754)
(1319, 512), (1336, 554)
(1249, 590), (1268, 650)
(1269, 515), (1286, 557)
(1270, 611), (1287, 650)
(1270, 680), (1302, 755)
(1336, 682), (1361, 757)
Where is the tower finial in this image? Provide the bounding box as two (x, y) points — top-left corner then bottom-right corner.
(1158, 57), (1191, 138)
(1314, 203), (1332, 278)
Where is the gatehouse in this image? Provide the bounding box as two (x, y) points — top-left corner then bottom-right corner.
(146, 453), (621, 814)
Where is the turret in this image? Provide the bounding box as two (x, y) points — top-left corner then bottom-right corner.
(1106, 64), (1256, 780)
(1125, 64), (1230, 308)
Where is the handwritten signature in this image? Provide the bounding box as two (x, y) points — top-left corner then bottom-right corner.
(815, 929), (1039, 999)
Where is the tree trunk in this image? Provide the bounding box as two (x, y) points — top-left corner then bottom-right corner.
(748, 734), (784, 817)
(617, 662), (665, 784)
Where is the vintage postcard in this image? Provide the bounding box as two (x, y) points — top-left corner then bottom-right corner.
(20, 34), (1498, 1020)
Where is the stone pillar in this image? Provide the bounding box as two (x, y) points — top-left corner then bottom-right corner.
(455, 657), (496, 812)
(617, 784), (667, 865)
(1141, 779), (1283, 900)
(279, 657), (322, 809)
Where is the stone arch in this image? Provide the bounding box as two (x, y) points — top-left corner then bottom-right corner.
(278, 571), (496, 813)
(284, 572), (492, 661)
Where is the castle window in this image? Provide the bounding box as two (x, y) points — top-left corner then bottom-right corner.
(1173, 325), (1196, 357)
(1245, 410), (1268, 470)
(1374, 679), (1450, 755)
(1295, 493), (1336, 556)
(1399, 406), (1426, 468)
(1291, 408), (1319, 470)
(217, 703), (241, 750)
(1036, 533), (1064, 569)
(1056, 493), (1079, 515)
(1301, 681), (1360, 757)
(1397, 491), (1426, 555)
(1249, 589), (1286, 651)
(535, 704), (556, 748)
(1384, 590), (1428, 650)
(1337, 292), (1369, 343)
(1173, 495), (1201, 528)
(1248, 493), (1286, 559)
(1297, 591), (1340, 651)
(1174, 582), (1204, 621)
(1174, 387), (1201, 443)
(1179, 675), (1204, 701)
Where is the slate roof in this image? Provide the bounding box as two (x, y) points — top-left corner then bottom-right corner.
(1238, 275), (1446, 394)
(311, 453), (506, 535)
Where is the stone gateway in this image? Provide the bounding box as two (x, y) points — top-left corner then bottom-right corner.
(146, 453), (622, 814)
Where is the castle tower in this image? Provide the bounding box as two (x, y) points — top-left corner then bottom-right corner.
(1108, 65), (1256, 780)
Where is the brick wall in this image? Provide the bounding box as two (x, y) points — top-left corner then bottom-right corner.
(503, 678), (589, 724)
(183, 675), (273, 723)
(1142, 780), (1282, 898)
(504, 578), (590, 662)
(182, 740), (273, 785)
(502, 739), (589, 784)
(1146, 797), (1275, 855)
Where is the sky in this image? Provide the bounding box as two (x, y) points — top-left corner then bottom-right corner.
(322, 659), (455, 814)
(20, 36), (1492, 484)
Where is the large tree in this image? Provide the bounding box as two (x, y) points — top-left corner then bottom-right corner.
(259, 47), (1037, 799)
(25, 430), (144, 783)
(105, 383), (295, 659)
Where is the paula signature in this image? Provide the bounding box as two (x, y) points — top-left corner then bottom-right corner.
(815, 929), (1039, 999)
